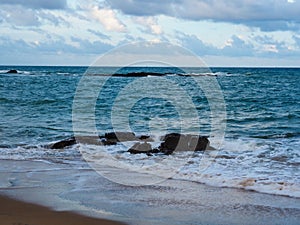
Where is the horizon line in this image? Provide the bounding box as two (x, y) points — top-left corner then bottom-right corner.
(1, 64), (300, 69)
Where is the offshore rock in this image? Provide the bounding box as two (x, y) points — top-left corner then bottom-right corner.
(159, 133), (209, 155)
(112, 72), (164, 77)
(6, 69), (18, 74)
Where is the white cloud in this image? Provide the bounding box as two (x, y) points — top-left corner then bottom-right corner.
(177, 32), (216, 56)
(0, 5), (40, 26)
(0, 4), (71, 27)
(90, 6), (126, 32)
(0, 0), (67, 9)
(253, 34), (298, 56)
(263, 44), (279, 53)
(107, 0), (300, 31)
(0, 0), (299, 66)
(134, 17), (162, 35)
(0, 35), (113, 56)
(0, 6), (40, 26)
(109, 0), (300, 20)
(87, 29), (111, 40)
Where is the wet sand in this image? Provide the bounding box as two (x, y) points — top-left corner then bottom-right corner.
(0, 195), (126, 225)
(0, 159), (299, 225)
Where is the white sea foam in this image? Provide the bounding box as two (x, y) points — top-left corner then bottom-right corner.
(78, 136), (299, 197)
(0, 136), (299, 197)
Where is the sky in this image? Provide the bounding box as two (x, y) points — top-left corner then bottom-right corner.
(0, 0), (300, 67)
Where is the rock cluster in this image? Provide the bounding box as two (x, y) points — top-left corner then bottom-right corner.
(48, 132), (211, 155)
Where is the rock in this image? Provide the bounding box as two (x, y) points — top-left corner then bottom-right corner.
(112, 72), (164, 77)
(73, 135), (118, 146)
(6, 69), (18, 74)
(104, 132), (138, 142)
(49, 137), (76, 149)
(128, 142), (153, 155)
(160, 133), (186, 155)
(48, 132), (211, 156)
(137, 134), (154, 142)
(187, 135), (209, 151)
(75, 136), (103, 145)
(159, 133), (209, 154)
(48, 135), (117, 149)
(101, 139), (117, 146)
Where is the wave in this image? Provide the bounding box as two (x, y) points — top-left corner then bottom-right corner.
(1, 142), (299, 198)
(0, 70), (78, 76)
(0, 132), (299, 198)
(252, 132), (300, 139)
(174, 174), (300, 198)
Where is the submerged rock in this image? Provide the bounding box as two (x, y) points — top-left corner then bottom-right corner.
(49, 137), (76, 149)
(6, 69), (18, 74)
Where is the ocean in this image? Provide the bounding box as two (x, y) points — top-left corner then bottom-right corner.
(0, 66), (299, 199)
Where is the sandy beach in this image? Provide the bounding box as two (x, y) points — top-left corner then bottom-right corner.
(0, 159), (299, 225)
(0, 195), (126, 225)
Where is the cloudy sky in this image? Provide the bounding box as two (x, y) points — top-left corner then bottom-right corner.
(0, 0), (300, 66)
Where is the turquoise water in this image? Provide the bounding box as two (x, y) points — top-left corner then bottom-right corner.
(0, 66), (299, 196)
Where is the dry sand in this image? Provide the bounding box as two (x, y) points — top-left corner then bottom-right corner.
(0, 195), (126, 225)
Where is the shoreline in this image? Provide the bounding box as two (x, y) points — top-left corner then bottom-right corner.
(0, 194), (126, 225)
(0, 159), (299, 225)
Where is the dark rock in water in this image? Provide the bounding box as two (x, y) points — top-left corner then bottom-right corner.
(112, 72), (165, 77)
(186, 134), (209, 151)
(137, 134), (154, 142)
(138, 135), (150, 140)
(101, 139), (117, 146)
(48, 135), (116, 149)
(49, 137), (76, 149)
(6, 69), (18, 74)
(151, 148), (160, 154)
(160, 133), (185, 155)
(73, 135), (117, 146)
(159, 133), (209, 154)
(48, 132), (211, 156)
(128, 142), (153, 155)
(75, 136), (103, 145)
(104, 132), (138, 142)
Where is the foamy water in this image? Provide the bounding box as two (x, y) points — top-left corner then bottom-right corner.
(0, 135), (299, 197)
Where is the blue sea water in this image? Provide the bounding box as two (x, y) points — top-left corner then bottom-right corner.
(0, 66), (299, 197)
